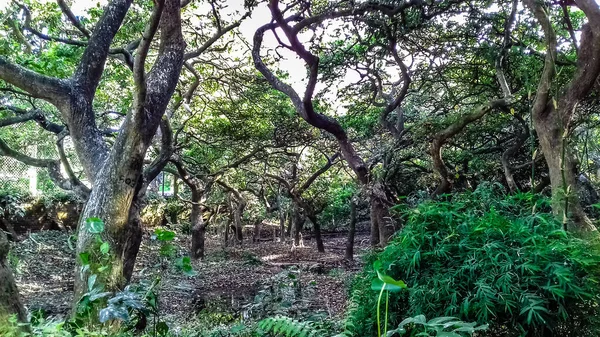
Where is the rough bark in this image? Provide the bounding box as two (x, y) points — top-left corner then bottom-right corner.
(190, 189), (206, 259)
(74, 0), (185, 300)
(524, 0), (600, 231)
(122, 197), (143, 283)
(345, 199), (357, 261)
(292, 203), (304, 246)
(307, 213), (324, 253)
(0, 231), (28, 326)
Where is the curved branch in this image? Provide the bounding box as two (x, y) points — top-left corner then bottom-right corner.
(73, 0), (133, 95)
(431, 99), (509, 195)
(296, 152), (339, 196)
(0, 137), (89, 198)
(0, 57), (69, 104)
(133, 0), (165, 114)
(56, 0), (91, 38)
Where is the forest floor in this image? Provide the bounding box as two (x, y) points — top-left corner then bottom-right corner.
(8, 228), (370, 331)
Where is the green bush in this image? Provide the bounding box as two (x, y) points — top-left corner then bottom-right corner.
(348, 183), (600, 336)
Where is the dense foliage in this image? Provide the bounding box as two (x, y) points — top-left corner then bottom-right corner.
(348, 184), (600, 336)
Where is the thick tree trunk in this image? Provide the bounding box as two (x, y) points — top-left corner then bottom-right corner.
(190, 190), (206, 259)
(523, 0), (600, 230)
(123, 197), (143, 283)
(234, 200), (245, 244)
(252, 220), (262, 243)
(0, 231), (28, 325)
(534, 112), (596, 231)
(345, 200), (357, 261)
(307, 214), (324, 253)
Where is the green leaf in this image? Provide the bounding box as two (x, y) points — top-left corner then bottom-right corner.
(86, 217), (105, 234)
(88, 274), (97, 292)
(154, 229), (175, 241)
(100, 242), (110, 255)
(156, 321), (169, 335)
(79, 252), (90, 265)
(377, 270), (407, 290)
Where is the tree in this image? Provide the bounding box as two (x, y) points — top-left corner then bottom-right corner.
(523, 0), (600, 231)
(0, 230), (27, 327)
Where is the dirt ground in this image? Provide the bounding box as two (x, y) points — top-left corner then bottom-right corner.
(9, 229), (370, 328)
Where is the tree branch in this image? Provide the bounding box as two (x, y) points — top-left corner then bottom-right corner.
(0, 57), (69, 104)
(56, 0), (91, 38)
(72, 0), (133, 96)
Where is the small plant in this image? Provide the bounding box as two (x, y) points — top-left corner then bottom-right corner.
(175, 256), (197, 276)
(99, 277), (169, 336)
(258, 316), (323, 337)
(389, 315), (488, 336)
(75, 217), (114, 320)
(152, 228), (177, 257)
(370, 260), (407, 337)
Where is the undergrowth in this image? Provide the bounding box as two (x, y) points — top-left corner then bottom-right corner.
(347, 183), (600, 336)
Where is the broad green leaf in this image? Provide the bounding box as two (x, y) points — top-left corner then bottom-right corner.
(86, 217), (105, 234)
(100, 242), (110, 255)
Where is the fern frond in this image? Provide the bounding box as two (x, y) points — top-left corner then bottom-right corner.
(259, 316), (324, 337)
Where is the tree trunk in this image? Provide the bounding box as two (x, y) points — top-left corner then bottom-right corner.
(430, 137), (452, 195)
(0, 230), (28, 326)
(502, 116), (528, 193)
(234, 199), (245, 244)
(224, 217), (230, 247)
(190, 190), (206, 259)
(370, 196), (394, 246)
(345, 200), (357, 261)
(523, 0), (600, 230)
(293, 204), (304, 246)
(307, 214), (324, 253)
(534, 111), (596, 231)
(253, 220), (262, 243)
(123, 197), (143, 283)
(279, 203), (286, 242)
(286, 208), (293, 238)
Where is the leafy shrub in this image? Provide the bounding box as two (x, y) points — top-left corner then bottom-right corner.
(348, 183), (600, 336)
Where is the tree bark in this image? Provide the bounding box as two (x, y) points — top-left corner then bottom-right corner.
(345, 199), (357, 261)
(190, 189), (206, 259)
(122, 197), (143, 283)
(534, 110), (595, 230)
(279, 198), (286, 242)
(74, 0), (185, 301)
(0, 231), (28, 326)
(524, 0), (600, 231)
(234, 200), (245, 244)
(307, 214), (324, 253)
(292, 203), (304, 246)
(286, 208), (293, 238)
